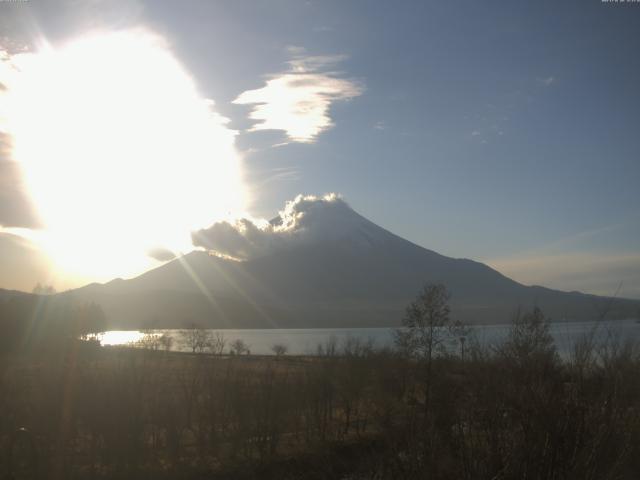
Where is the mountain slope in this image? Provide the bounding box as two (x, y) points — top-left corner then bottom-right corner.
(66, 199), (640, 329)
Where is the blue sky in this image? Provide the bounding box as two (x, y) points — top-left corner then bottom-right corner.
(0, 0), (639, 297)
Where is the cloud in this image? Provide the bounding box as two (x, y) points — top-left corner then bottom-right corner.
(192, 193), (357, 260)
(538, 76), (555, 87)
(147, 247), (176, 262)
(233, 50), (363, 143)
(255, 166), (300, 186)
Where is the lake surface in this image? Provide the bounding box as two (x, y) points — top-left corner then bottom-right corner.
(99, 319), (640, 357)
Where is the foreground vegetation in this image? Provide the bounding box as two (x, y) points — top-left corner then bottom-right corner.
(1, 289), (640, 479)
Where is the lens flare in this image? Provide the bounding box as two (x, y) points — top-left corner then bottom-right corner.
(0, 29), (246, 283)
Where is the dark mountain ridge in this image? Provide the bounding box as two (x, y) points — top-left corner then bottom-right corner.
(56, 201), (640, 329)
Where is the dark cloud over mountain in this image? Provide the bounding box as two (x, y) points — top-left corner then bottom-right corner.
(192, 193), (358, 260)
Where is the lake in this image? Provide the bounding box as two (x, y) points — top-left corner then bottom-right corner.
(99, 319), (640, 357)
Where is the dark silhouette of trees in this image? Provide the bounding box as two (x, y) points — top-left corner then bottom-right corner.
(230, 338), (250, 355)
(32, 283), (57, 295)
(0, 317), (638, 479)
(210, 331), (227, 355)
(497, 306), (557, 367)
(271, 343), (288, 357)
(71, 301), (107, 338)
(394, 283), (453, 360)
(2, 287), (640, 480)
(0, 296), (106, 353)
(182, 324), (213, 353)
(393, 284), (465, 414)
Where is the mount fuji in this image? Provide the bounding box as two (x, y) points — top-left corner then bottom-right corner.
(63, 195), (640, 329)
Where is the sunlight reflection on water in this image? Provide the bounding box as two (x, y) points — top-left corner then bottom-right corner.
(96, 319), (640, 356)
(100, 330), (146, 346)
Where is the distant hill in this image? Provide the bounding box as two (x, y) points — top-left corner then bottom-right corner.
(59, 199), (640, 329)
(0, 288), (30, 301)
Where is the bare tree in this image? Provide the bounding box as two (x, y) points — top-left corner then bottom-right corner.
(271, 343), (288, 357)
(159, 333), (173, 352)
(137, 331), (161, 350)
(394, 283), (461, 417)
(182, 325), (213, 353)
(229, 338), (250, 355)
(208, 332), (227, 355)
(498, 306), (556, 367)
(316, 335), (338, 357)
(394, 283), (456, 361)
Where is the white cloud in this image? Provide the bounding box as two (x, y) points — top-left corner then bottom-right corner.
(258, 167), (300, 185)
(538, 76), (555, 87)
(233, 50), (363, 143)
(147, 247), (176, 262)
(192, 193), (361, 260)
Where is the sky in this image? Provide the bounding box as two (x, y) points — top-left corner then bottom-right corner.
(0, 0), (639, 299)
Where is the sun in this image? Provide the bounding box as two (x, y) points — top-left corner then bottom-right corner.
(0, 29), (246, 284)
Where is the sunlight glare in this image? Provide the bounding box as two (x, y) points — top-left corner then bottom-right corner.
(0, 30), (245, 282)
(99, 330), (146, 346)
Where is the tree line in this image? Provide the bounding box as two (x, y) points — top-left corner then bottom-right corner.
(0, 284), (639, 479)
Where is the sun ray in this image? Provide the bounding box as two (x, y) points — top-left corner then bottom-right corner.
(0, 29), (246, 284)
